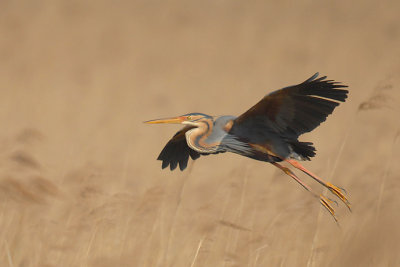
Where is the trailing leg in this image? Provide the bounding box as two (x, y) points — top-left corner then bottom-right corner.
(271, 162), (338, 221)
(285, 159), (351, 211)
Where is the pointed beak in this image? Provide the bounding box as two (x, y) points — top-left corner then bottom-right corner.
(143, 116), (185, 124)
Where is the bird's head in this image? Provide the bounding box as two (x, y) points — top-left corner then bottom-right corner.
(144, 113), (212, 127)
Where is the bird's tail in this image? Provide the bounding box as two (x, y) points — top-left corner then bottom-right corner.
(289, 141), (316, 161)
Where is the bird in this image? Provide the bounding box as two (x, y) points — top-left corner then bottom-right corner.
(144, 73), (350, 220)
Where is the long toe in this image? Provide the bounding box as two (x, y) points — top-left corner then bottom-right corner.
(320, 194), (338, 222)
(326, 182), (351, 211)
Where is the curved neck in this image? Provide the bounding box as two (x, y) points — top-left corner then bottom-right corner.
(185, 117), (219, 153)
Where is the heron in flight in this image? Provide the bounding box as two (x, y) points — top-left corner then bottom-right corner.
(145, 73), (350, 220)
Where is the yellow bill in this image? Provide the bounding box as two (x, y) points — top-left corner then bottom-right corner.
(144, 116), (185, 124)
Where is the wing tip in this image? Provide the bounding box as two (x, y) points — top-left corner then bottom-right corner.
(158, 157), (189, 171)
(302, 73), (349, 102)
(305, 72), (319, 83)
(304, 72), (348, 87)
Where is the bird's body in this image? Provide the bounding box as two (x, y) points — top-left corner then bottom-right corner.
(183, 114), (313, 162)
(145, 73), (350, 220)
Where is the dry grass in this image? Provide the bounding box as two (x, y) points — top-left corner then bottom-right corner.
(1, 0), (400, 266)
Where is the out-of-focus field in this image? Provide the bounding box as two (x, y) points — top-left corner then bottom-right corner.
(1, 1), (400, 266)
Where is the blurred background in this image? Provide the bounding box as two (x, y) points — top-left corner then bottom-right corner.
(0, 0), (399, 266)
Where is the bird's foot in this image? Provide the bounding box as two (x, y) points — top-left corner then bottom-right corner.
(319, 194), (338, 222)
(326, 182), (351, 211)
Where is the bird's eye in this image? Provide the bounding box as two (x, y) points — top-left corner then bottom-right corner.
(187, 116), (192, 120)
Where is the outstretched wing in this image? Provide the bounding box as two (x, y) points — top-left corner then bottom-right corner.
(157, 126), (201, 171)
(233, 73), (348, 139)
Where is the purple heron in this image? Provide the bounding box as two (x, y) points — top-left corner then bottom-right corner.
(145, 73), (350, 220)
